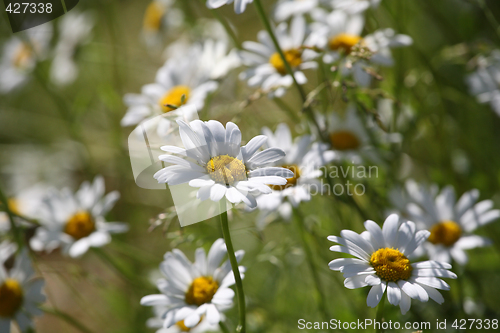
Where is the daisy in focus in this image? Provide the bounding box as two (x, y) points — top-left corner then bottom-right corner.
(466, 50), (500, 117)
(206, 0), (254, 14)
(0, 23), (52, 93)
(121, 45), (218, 137)
(255, 123), (334, 228)
(154, 119), (294, 209)
(29, 176), (128, 258)
(239, 15), (317, 98)
(141, 239), (244, 329)
(328, 214), (457, 314)
(0, 249), (45, 333)
(393, 180), (500, 265)
(50, 11), (94, 86)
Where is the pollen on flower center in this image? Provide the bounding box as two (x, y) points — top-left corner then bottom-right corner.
(206, 155), (247, 186)
(329, 130), (361, 151)
(0, 278), (23, 318)
(269, 164), (301, 191)
(143, 2), (165, 32)
(329, 33), (362, 54)
(370, 248), (413, 282)
(185, 276), (219, 306)
(159, 85), (191, 113)
(64, 211), (95, 240)
(428, 220), (462, 247)
(269, 49), (303, 75)
(13, 43), (32, 69)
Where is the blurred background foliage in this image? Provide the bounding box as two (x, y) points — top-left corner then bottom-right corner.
(1, 0), (500, 332)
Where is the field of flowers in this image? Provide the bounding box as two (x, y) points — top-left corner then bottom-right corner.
(1, 0), (500, 332)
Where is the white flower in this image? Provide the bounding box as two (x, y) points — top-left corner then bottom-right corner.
(328, 214), (457, 314)
(29, 176), (128, 258)
(154, 119), (294, 209)
(148, 305), (221, 333)
(393, 180), (500, 265)
(198, 39), (241, 80)
(0, 23), (52, 93)
(466, 50), (500, 117)
(0, 249), (45, 332)
(255, 123), (334, 228)
(330, 0), (381, 15)
(206, 0), (254, 14)
(50, 11), (94, 86)
(273, 0), (322, 22)
(121, 45), (218, 136)
(239, 15), (317, 98)
(142, 0), (184, 49)
(141, 239), (244, 329)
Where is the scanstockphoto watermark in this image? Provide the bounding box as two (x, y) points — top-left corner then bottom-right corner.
(298, 318), (432, 331)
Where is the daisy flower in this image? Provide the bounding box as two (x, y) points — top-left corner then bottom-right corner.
(466, 50), (500, 117)
(255, 123), (335, 228)
(29, 176), (128, 258)
(141, 239), (244, 329)
(273, 0), (323, 22)
(147, 305), (221, 333)
(239, 15), (317, 98)
(395, 180), (500, 265)
(50, 11), (94, 86)
(154, 119), (294, 209)
(121, 45), (218, 136)
(142, 0), (184, 49)
(206, 0), (254, 14)
(330, 0), (381, 15)
(0, 23), (52, 93)
(0, 249), (45, 332)
(328, 214), (457, 314)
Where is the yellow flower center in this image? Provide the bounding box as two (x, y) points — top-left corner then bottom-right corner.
(176, 320), (191, 332)
(185, 276), (219, 306)
(64, 211), (95, 240)
(370, 248), (413, 282)
(206, 155), (247, 186)
(0, 279), (23, 318)
(269, 49), (303, 75)
(329, 33), (362, 54)
(159, 85), (190, 113)
(13, 43), (32, 69)
(428, 220), (462, 247)
(7, 198), (20, 215)
(269, 164), (301, 191)
(143, 1), (165, 32)
(329, 130), (361, 151)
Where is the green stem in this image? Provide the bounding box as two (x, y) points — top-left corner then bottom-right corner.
(219, 321), (231, 333)
(0, 184), (23, 249)
(375, 293), (386, 333)
(219, 200), (246, 333)
(273, 97), (301, 122)
(293, 207), (330, 323)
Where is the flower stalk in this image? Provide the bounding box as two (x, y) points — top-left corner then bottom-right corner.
(375, 292), (386, 333)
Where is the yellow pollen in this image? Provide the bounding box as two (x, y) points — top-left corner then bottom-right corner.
(185, 277), (218, 306)
(269, 164), (301, 191)
(0, 279), (23, 318)
(159, 85), (190, 113)
(269, 49), (303, 75)
(428, 220), (462, 247)
(370, 248), (413, 282)
(206, 155), (247, 186)
(143, 1), (165, 32)
(13, 43), (32, 69)
(329, 33), (362, 54)
(7, 198), (20, 216)
(64, 211), (95, 240)
(329, 130), (361, 151)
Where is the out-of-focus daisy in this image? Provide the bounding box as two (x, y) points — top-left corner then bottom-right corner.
(148, 305), (221, 333)
(330, 0), (381, 14)
(50, 11), (94, 86)
(255, 123), (334, 228)
(29, 176), (128, 258)
(141, 239), (244, 328)
(466, 50), (500, 117)
(310, 11), (412, 86)
(206, 0), (254, 14)
(328, 214), (457, 314)
(395, 180), (500, 265)
(198, 40), (241, 80)
(142, 0), (184, 49)
(0, 250), (45, 332)
(239, 16), (317, 97)
(121, 45), (218, 136)
(273, 0), (322, 22)
(0, 23), (52, 93)
(154, 119), (293, 209)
